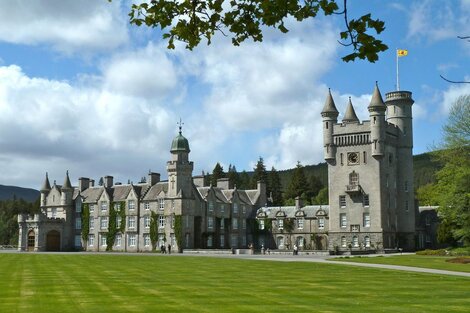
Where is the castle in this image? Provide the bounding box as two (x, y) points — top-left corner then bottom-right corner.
(19, 85), (434, 253)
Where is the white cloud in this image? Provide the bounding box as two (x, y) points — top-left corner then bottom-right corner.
(0, 0), (128, 54)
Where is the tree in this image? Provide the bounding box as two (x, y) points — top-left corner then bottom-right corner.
(126, 0), (387, 62)
(313, 187), (329, 205)
(306, 174), (323, 202)
(251, 157), (267, 187)
(433, 95), (470, 246)
(227, 164), (240, 188)
(238, 171), (251, 190)
(268, 166), (283, 206)
(210, 162), (225, 186)
(284, 161), (309, 203)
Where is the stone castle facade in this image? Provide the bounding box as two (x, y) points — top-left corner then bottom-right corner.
(19, 85), (429, 253)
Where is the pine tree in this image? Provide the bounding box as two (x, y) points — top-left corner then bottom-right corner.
(284, 161), (309, 204)
(307, 174), (324, 202)
(251, 157), (267, 188)
(268, 166), (283, 206)
(227, 164), (240, 188)
(210, 162), (225, 186)
(238, 171), (251, 190)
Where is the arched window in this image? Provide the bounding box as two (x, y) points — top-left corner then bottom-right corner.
(349, 171), (359, 186)
(364, 236), (370, 248)
(352, 236), (359, 247)
(341, 236), (346, 247)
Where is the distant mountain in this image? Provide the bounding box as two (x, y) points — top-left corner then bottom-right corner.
(0, 185), (39, 202)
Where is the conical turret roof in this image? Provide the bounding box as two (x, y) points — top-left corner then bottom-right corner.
(368, 83), (386, 111)
(62, 171), (72, 190)
(343, 98), (359, 123)
(321, 89), (339, 117)
(40, 172), (51, 192)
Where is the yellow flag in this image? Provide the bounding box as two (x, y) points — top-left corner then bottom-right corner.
(397, 49), (408, 57)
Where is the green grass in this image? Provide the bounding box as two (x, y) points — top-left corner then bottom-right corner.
(333, 255), (470, 273)
(1, 253), (469, 313)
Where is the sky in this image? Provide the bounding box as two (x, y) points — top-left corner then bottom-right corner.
(0, 0), (469, 189)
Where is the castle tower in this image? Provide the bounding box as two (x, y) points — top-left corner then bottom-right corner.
(368, 84), (386, 157)
(321, 89), (339, 161)
(323, 84), (416, 253)
(40, 172), (51, 206)
(166, 124), (194, 199)
(61, 170), (73, 205)
(385, 91), (415, 248)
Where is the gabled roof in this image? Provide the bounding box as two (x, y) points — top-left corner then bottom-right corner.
(143, 182), (168, 201)
(80, 187), (105, 203)
(109, 185), (132, 201)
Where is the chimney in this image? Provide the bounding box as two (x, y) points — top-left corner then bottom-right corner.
(295, 196), (303, 210)
(193, 175), (205, 187)
(148, 172), (161, 186)
(257, 180), (267, 207)
(217, 178), (232, 190)
(104, 175), (113, 188)
(78, 177), (90, 192)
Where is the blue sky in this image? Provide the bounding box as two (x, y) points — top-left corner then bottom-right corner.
(0, 0), (469, 189)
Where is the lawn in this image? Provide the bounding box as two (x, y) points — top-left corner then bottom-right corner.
(1, 253), (469, 313)
(332, 255), (470, 273)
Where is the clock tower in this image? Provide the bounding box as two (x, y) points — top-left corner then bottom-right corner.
(322, 84), (416, 252)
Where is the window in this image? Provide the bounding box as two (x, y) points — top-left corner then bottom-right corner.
(220, 204), (224, 213)
(220, 234), (225, 248)
(144, 234), (150, 247)
(340, 153), (344, 165)
(405, 200), (409, 212)
(88, 234), (95, 246)
(115, 234), (122, 246)
(365, 236), (370, 248)
(159, 215), (165, 228)
(128, 200), (135, 211)
(389, 153), (393, 164)
(277, 236), (284, 249)
(259, 219), (265, 230)
(404, 181), (409, 192)
(158, 235), (165, 247)
(220, 218), (224, 230)
(318, 218), (325, 230)
(207, 235), (213, 247)
(171, 215), (175, 229)
(51, 208), (57, 218)
(209, 202), (214, 212)
(89, 218), (94, 230)
(75, 202), (81, 213)
(233, 203), (238, 214)
(128, 216), (136, 229)
(242, 205), (246, 215)
(232, 218), (238, 230)
(75, 218), (81, 230)
(116, 216), (122, 228)
(278, 219), (284, 230)
(242, 235), (246, 247)
(144, 216), (150, 228)
(340, 213), (347, 228)
(185, 233), (190, 248)
(425, 215), (431, 226)
(242, 219), (246, 229)
(101, 201), (107, 212)
(363, 213), (371, 228)
(363, 194), (370, 207)
(171, 200), (175, 210)
(341, 236), (346, 247)
(349, 171), (359, 185)
(297, 219), (304, 230)
(74, 235), (81, 248)
(386, 174), (389, 187)
(144, 202), (150, 210)
(208, 216), (214, 230)
(185, 215), (190, 228)
(100, 235), (107, 247)
(352, 236), (359, 247)
(114, 202), (120, 211)
(100, 217), (108, 229)
(128, 234), (136, 247)
(89, 204), (95, 213)
(363, 151), (367, 164)
(339, 195), (346, 208)
(297, 236), (304, 247)
(159, 198), (165, 210)
(231, 235), (238, 248)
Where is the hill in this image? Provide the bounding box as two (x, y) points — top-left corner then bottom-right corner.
(0, 185), (40, 202)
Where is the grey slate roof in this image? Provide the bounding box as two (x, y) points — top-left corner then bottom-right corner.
(142, 182), (168, 201)
(41, 173), (51, 192)
(62, 171), (72, 190)
(343, 98), (359, 123)
(80, 187), (104, 203)
(257, 205), (329, 218)
(368, 84), (386, 110)
(321, 89), (339, 116)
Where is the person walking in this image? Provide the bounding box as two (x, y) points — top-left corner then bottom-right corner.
(168, 243), (171, 254)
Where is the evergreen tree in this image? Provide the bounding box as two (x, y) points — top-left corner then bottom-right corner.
(251, 157), (267, 188)
(313, 187), (329, 205)
(98, 177), (104, 186)
(238, 171), (251, 190)
(307, 174), (324, 202)
(284, 161), (309, 204)
(268, 167), (283, 206)
(210, 162), (225, 186)
(227, 164), (240, 188)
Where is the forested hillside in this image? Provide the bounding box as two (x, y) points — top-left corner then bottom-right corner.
(0, 198), (39, 245)
(0, 185), (40, 202)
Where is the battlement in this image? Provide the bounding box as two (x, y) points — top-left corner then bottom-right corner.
(385, 91), (412, 102)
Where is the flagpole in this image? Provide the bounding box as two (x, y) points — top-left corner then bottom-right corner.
(396, 48), (400, 91)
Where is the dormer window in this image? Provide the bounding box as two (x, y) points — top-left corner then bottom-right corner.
(100, 202), (108, 212)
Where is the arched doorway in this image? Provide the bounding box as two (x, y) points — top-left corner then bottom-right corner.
(46, 230), (61, 251)
(27, 230), (35, 252)
(317, 235), (328, 250)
